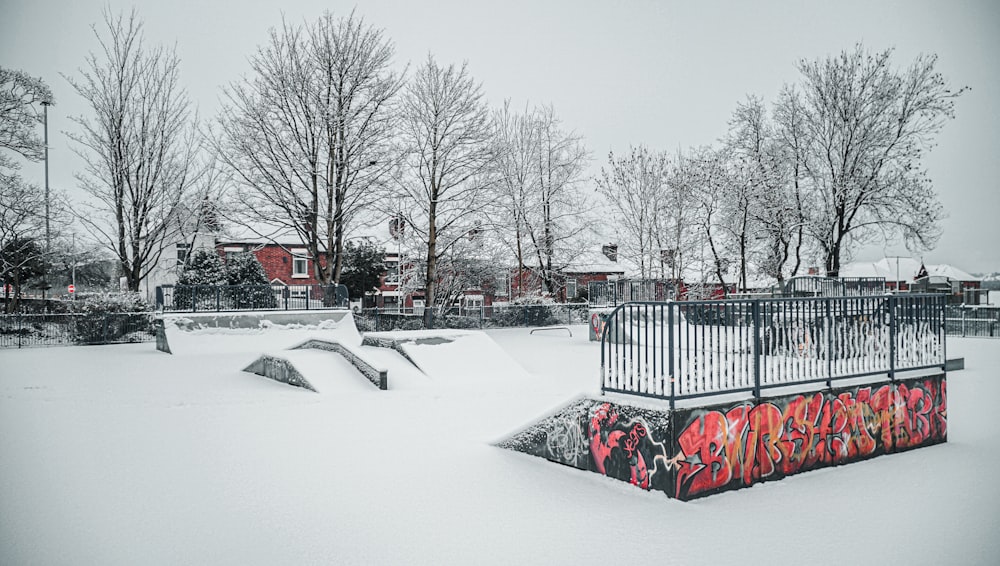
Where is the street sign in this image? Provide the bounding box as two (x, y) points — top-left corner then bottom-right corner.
(68, 284), (75, 294)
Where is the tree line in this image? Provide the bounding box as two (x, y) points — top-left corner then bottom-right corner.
(1, 8), (964, 316)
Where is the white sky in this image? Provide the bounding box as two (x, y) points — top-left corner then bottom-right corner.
(3, 0), (998, 272)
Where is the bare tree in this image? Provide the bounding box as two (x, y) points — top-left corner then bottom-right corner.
(772, 85), (810, 278)
(595, 146), (670, 279)
(396, 56), (496, 326)
(0, 67), (56, 307)
(494, 101), (537, 298)
(66, 8), (200, 291)
(0, 66), (53, 165)
(216, 11), (403, 284)
(679, 146), (732, 289)
(495, 102), (590, 296)
(791, 45), (965, 275)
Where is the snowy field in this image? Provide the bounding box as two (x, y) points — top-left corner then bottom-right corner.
(1, 322), (999, 565)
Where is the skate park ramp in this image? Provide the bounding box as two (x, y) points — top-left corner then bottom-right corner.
(362, 329), (531, 385)
(244, 348), (377, 394)
(156, 310), (358, 360)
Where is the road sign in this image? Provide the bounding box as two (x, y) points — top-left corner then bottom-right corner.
(68, 284), (75, 293)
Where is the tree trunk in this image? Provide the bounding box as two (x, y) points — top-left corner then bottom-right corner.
(423, 191), (438, 328)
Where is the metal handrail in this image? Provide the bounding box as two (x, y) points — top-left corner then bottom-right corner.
(600, 294), (946, 408)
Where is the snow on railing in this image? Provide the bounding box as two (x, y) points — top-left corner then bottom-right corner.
(600, 295), (946, 407)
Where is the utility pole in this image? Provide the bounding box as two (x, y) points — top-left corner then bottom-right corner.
(41, 99), (52, 302)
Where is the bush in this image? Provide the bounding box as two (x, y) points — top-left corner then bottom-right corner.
(68, 292), (153, 344)
(225, 253), (277, 309)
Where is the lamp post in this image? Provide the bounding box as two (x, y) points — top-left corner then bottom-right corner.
(41, 99), (53, 302)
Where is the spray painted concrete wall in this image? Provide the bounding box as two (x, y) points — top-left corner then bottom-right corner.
(499, 373), (946, 501)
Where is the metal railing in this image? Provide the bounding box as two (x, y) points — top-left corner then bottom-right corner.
(588, 279), (674, 307)
(156, 284), (348, 312)
(0, 312), (156, 348)
(780, 275), (886, 297)
(946, 305), (1000, 337)
(600, 294), (946, 408)
(354, 303), (590, 332)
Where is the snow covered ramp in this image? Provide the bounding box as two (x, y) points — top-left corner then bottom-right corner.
(362, 329), (530, 383)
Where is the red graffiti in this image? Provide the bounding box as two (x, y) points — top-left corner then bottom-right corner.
(589, 403), (651, 489)
(674, 378), (947, 499)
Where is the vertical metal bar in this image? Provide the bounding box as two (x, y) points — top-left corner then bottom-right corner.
(668, 303), (675, 410)
(826, 298), (833, 388)
(752, 300), (761, 400)
(889, 295), (896, 382)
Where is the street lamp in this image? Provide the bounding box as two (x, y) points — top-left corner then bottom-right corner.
(40, 99), (53, 301)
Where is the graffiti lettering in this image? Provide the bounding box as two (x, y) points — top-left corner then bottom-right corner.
(674, 379), (946, 499)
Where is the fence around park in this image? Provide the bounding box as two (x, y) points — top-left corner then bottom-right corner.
(600, 294), (946, 408)
(353, 303), (590, 332)
(156, 284), (348, 312)
(0, 312), (156, 348)
(588, 279), (674, 307)
(946, 305), (1000, 337)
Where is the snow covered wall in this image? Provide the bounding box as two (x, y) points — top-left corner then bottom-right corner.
(500, 373), (947, 501)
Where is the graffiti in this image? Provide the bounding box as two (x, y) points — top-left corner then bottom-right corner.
(545, 417), (588, 467)
(590, 312), (606, 340)
(674, 377), (946, 499)
(588, 403), (668, 489)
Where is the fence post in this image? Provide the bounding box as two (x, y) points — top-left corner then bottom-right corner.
(888, 295), (897, 382)
(752, 299), (761, 400)
(961, 308), (966, 337)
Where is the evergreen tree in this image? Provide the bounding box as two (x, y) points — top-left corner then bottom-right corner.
(339, 240), (386, 301)
(174, 248), (225, 309)
(225, 252), (275, 309)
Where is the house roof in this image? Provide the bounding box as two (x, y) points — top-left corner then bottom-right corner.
(563, 250), (626, 275)
(840, 257), (979, 282)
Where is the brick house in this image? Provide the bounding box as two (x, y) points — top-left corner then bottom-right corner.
(510, 244), (627, 302)
(215, 239), (326, 286)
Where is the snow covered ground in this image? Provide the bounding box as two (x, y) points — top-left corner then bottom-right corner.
(1, 323), (998, 565)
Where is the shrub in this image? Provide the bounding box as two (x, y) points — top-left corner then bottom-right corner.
(225, 253), (277, 309)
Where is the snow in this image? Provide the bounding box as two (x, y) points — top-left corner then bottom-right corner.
(840, 256), (981, 282)
(2, 323), (999, 565)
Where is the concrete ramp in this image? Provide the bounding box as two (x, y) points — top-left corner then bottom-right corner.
(362, 329), (530, 383)
(499, 372), (947, 501)
(157, 310), (358, 356)
(244, 349), (375, 394)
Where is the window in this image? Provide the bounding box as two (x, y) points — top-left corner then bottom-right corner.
(385, 261), (400, 284)
(291, 249), (309, 278)
(176, 243), (191, 266)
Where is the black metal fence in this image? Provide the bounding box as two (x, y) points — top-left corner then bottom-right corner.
(0, 312), (156, 348)
(946, 305), (1000, 337)
(588, 279), (674, 307)
(156, 284), (349, 312)
(780, 275), (886, 297)
(353, 303), (590, 332)
(600, 294), (946, 408)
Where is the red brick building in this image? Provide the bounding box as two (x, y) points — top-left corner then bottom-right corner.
(215, 239), (327, 286)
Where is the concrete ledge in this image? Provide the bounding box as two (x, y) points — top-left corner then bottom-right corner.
(155, 310), (350, 354)
(293, 338), (388, 390)
(499, 373), (947, 501)
(530, 326), (573, 337)
(243, 354), (315, 392)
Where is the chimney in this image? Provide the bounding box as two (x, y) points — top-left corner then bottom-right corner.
(602, 243), (618, 262)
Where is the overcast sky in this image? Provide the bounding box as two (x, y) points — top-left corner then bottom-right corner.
(3, 0), (998, 272)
